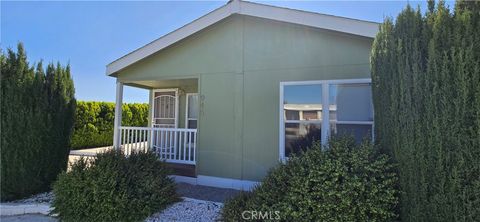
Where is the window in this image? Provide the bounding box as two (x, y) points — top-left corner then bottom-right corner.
(329, 83), (373, 143)
(283, 84), (323, 157)
(186, 93), (198, 129)
(280, 79), (373, 160)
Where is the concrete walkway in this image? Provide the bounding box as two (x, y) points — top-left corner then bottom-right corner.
(69, 146), (112, 156)
(0, 203), (52, 216)
(68, 146), (112, 165)
(0, 214), (57, 222)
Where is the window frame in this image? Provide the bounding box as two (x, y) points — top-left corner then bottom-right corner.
(185, 93), (199, 129)
(279, 78), (373, 161)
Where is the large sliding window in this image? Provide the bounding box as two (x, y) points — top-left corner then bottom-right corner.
(280, 79), (373, 159)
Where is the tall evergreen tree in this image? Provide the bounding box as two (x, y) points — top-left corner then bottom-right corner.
(371, 1), (480, 221)
(0, 43), (76, 201)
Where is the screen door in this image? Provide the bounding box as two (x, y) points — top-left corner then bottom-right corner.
(152, 90), (178, 128)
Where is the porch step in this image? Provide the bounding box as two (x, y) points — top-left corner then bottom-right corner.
(166, 163), (196, 178)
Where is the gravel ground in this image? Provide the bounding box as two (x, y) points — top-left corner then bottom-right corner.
(5, 182), (239, 204)
(176, 182), (240, 203)
(145, 198), (223, 222)
(2, 183), (239, 222)
(10, 192), (54, 205)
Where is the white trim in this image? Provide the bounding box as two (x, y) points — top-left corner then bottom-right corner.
(113, 81), (123, 149)
(169, 175), (260, 191)
(106, 1), (379, 75)
(240, 1), (378, 37)
(284, 120), (322, 123)
(281, 78), (371, 86)
(279, 83), (285, 162)
(334, 120), (374, 125)
(197, 175), (259, 191)
(185, 93), (199, 129)
(279, 78), (373, 161)
(321, 82), (329, 147)
(119, 126), (197, 132)
(151, 88), (179, 128)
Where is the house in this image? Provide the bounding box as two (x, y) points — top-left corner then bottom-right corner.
(107, 0), (378, 190)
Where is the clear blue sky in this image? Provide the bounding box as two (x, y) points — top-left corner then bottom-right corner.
(1, 0), (453, 103)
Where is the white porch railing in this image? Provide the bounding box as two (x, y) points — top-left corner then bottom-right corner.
(119, 126), (197, 165)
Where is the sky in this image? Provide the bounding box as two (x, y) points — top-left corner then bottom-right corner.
(1, 0), (454, 103)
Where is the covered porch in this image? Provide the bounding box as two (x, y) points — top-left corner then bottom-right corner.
(112, 78), (199, 174)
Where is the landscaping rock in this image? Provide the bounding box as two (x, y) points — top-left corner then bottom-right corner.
(11, 192), (54, 205)
(145, 198), (222, 222)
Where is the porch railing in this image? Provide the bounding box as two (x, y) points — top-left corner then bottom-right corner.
(118, 126), (197, 165)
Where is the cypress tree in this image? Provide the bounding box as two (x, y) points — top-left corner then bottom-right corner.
(0, 43), (76, 201)
(371, 1), (480, 221)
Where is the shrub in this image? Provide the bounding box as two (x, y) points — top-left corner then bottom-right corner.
(222, 137), (398, 221)
(71, 101), (149, 149)
(371, 1), (480, 220)
(52, 150), (179, 222)
(0, 43), (76, 201)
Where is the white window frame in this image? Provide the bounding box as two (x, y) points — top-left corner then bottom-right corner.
(151, 88), (179, 128)
(279, 78), (373, 161)
(185, 93), (198, 129)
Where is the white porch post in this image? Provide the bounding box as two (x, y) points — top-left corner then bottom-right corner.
(113, 81), (124, 150)
(321, 82), (329, 148)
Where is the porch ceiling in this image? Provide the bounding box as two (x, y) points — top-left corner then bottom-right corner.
(124, 78), (198, 89)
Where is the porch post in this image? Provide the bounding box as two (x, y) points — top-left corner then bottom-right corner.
(321, 82), (329, 148)
(113, 81), (124, 150)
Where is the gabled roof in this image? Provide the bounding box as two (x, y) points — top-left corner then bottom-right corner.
(107, 0), (379, 76)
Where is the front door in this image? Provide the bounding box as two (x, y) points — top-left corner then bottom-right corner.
(152, 89), (178, 128)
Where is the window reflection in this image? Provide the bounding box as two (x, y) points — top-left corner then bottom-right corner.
(284, 84), (322, 105)
(282, 82), (374, 158)
(283, 84), (322, 157)
(285, 123), (321, 156)
(330, 124), (372, 143)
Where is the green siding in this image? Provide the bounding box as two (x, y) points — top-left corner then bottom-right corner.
(197, 73), (243, 178)
(115, 15), (373, 181)
(117, 16), (243, 82)
(243, 16), (372, 72)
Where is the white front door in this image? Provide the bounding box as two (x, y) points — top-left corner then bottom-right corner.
(152, 89), (178, 128)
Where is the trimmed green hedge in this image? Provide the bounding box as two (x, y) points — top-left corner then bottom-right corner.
(1, 44), (76, 201)
(71, 101), (149, 149)
(221, 137), (398, 221)
(52, 150), (179, 222)
(371, 1), (480, 221)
